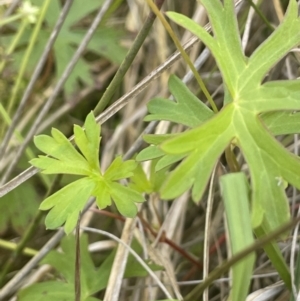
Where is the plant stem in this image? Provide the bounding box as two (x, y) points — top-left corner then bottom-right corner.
(93, 0), (166, 114)
(247, 0), (275, 31)
(145, 0), (218, 113)
(0, 239), (37, 256)
(6, 0), (51, 115)
(0, 19), (28, 74)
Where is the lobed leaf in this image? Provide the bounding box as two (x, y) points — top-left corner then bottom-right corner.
(32, 112), (144, 233)
(143, 133), (179, 145)
(31, 129), (90, 176)
(138, 0), (300, 239)
(39, 177), (95, 234)
(145, 75), (213, 127)
(109, 182), (144, 218)
(262, 111), (300, 135)
(136, 146), (165, 162)
(104, 156), (137, 181)
(92, 179), (112, 209)
(30, 156), (90, 175)
(74, 111), (101, 171)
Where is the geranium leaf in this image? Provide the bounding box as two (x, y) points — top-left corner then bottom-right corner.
(30, 156), (90, 175)
(40, 177), (95, 234)
(262, 111), (300, 136)
(143, 133), (178, 145)
(93, 180), (112, 209)
(31, 129), (91, 176)
(137, 0), (300, 241)
(145, 75), (213, 127)
(32, 112), (144, 233)
(74, 111), (101, 171)
(136, 146), (165, 162)
(104, 157), (137, 181)
(109, 182), (144, 218)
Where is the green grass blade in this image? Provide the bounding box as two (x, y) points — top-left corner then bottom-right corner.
(220, 173), (255, 301)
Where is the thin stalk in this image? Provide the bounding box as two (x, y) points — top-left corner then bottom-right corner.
(0, 13), (23, 27)
(0, 19), (28, 74)
(75, 214), (81, 301)
(225, 146), (240, 172)
(247, 0), (275, 31)
(145, 0), (218, 113)
(0, 103), (51, 188)
(0, 0), (74, 161)
(6, 0), (51, 115)
(0, 196), (94, 300)
(93, 0), (166, 114)
(0, 239), (37, 257)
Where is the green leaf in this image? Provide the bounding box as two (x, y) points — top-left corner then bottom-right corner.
(39, 177), (95, 234)
(104, 156), (137, 181)
(155, 154), (185, 172)
(18, 235), (163, 300)
(93, 180), (112, 209)
(160, 105), (234, 201)
(108, 182), (144, 217)
(129, 160), (168, 193)
(30, 128), (90, 176)
(129, 163), (153, 193)
(150, 0), (300, 233)
(145, 75), (213, 127)
(32, 112), (144, 233)
(74, 111), (101, 171)
(0, 181), (39, 234)
(143, 133), (179, 145)
(136, 145), (165, 162)
(220, 173), (255, 301)
(17, 282), (75, 301)
(262, 111), (300, 135)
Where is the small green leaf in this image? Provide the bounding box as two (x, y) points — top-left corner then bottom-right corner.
(30, 155), (90, 175)
(136, 145), (165, 162)
(0, 181), (39, 234)
(143, 133), (178, 145)
(129, 164), (153, 194)
(155, 154), (185, 172)
(144, 75), (213, 127)
(262, 111), (300, 135)
(34, 130), (81, 162)
(39, 177), (95, 234)
(104, 156), (137, 181)
(32, 112), (144, 233)
(31, 128), (90, 175)
(109, 182), (144, 217)
(74, 111), (101, 171)
(93, 180), (112, 209)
